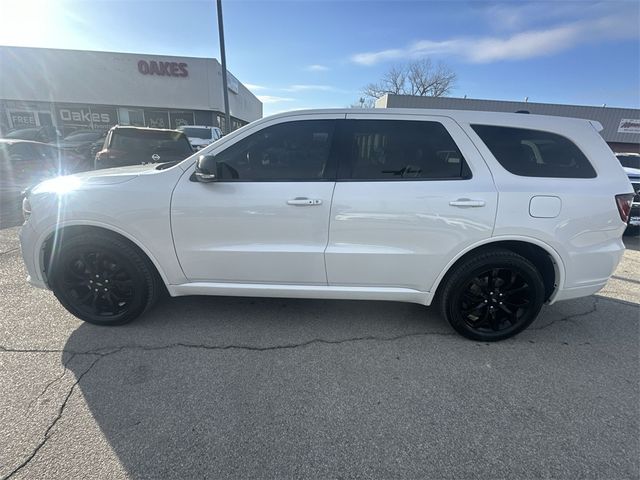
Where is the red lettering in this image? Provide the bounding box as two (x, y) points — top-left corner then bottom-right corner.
(138, 59), (188, 77)
(137, 60), (149, 74)
(149, 61), (161, 75)
(157, 62), (169, 76)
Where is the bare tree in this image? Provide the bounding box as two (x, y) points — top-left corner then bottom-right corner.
(361, 59), (456, 102)
(348, 97), (376, 109)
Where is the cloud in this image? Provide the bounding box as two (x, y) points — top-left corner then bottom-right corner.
(257, 95), (295, 104)
(351, 10), (639, 65)
(283, 84), (335, 92)
(244, 83), (267, 91)
(305, 64), (329, 72)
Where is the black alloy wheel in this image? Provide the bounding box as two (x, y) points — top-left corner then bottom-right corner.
(59, 250), (135, 318)
(49, 232), (161, 325)
(439, 249), (545, 341)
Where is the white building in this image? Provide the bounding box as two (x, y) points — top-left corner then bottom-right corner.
(0, 46), (262, 136)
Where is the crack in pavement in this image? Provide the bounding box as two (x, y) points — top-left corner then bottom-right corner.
(1, 296), (635, 479)
(3, 354), (103, 480)
(0, 330), (456, 357)
(529, 297), (599, 331)
(0, 330), (454, 478)
(0, 247), (19, 256)
(26, 353), (77, 414)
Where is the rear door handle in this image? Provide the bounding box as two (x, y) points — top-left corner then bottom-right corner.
(449, 198), (486, 207)
(287, 197), (323, 206)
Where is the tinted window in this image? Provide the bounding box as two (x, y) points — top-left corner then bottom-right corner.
(472, 125), (596, 178)
(617, 154), (640, 170)
(63, 132), (103, 142)
(180, 127), (212, 139)
(341, 120), (469, 180)
(111, 129), (192, 155)
(214, 120), (335, 181)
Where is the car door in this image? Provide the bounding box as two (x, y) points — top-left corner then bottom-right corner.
(171, 115), (339, 285)
(326, 113), (498, 293)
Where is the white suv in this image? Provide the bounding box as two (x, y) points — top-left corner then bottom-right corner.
(177, 125), (223, 150)
(20, 109), (634, 341)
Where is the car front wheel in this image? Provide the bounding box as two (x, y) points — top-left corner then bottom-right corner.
(438, 249), (546, 341)
(48, 232), (161, 326)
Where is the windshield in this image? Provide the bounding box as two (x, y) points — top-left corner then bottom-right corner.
(63, 131), (103, 142)
(111, 129), (193, 154)
(179, 127), (212, 140)
(5, 128), (40, 140)
(617, 154), (640, 170)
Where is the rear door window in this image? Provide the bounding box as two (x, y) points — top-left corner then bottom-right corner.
(338, 120), (470, 180)
(471, 125), (596, 178)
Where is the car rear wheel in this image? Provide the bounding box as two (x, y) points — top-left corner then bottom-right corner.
(438, 249), (545, 341)
(48, 233), (161, 326)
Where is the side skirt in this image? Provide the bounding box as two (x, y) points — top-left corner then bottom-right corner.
(167, 282), (431, 305)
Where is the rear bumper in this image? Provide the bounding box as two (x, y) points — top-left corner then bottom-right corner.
(628, 203), (640, 226)
(551, 235), (625, 304)
(551, 281), (607, 303)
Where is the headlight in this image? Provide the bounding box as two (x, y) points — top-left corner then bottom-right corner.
(22, 195), (31, 222)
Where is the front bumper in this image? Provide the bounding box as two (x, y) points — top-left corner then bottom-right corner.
(19, 222), (48, 290)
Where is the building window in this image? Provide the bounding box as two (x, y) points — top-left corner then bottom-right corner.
(144, 110), (169, 129)
(118, 108), (144, 127)
(169, 111), (194, 129)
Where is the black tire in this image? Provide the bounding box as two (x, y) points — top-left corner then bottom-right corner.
(438, 248), (545, 341)
(48, 232), (162, 326)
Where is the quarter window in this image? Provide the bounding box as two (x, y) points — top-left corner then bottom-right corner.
(341, 120), (470, 180)
(471, 125), (596, 178)
(214, 120), (335, 181)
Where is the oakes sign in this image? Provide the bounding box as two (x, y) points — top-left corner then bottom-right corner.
(56, 106), (117, 129)
(59, 108), (110, 124)
(138, 60), (188, 78)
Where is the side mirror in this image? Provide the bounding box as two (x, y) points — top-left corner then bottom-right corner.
(194, 154), (218, 182)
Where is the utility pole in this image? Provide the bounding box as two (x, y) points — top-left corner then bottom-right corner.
(216, 0), (231, 134)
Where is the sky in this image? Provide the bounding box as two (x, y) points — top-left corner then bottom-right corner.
(0, 0), (638, 116)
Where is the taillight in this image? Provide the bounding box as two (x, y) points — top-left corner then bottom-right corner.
(615, 193), (634, 223)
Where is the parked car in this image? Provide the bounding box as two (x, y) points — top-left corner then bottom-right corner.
(20, 109), (634, 341)
(0, 139), (88, 206)
(94, 126), (193, 169)
(5, 126), (61, 143)
(56, 129), (106, 161)
(615, 153), (640, 232)
(177, 125), (223, 150)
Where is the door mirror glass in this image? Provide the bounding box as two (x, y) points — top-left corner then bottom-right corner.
(194, 154), (218, 182)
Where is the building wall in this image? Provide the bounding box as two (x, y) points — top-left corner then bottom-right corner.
(608, 142), (640, 154)
(0, 46), (262, 134)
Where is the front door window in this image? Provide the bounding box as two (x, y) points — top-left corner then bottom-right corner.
(214, 120), (336, 181)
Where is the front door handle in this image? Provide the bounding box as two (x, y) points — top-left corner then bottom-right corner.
(449, 198), (486, 207)
(287, 197), (323, 206)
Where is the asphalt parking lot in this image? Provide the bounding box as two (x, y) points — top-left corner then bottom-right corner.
(1, 225), (638, 479)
